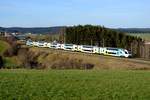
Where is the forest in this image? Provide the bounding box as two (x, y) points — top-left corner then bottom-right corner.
(66, 25), (143, 50)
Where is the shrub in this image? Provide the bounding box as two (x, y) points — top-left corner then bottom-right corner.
(17, 48), (29, 68)
(3, 42), (20, 57)
(82, 63), (95, 69)
(50, 59), (94, 70)
(40, 53), (95, 70)
(17, 48), (37, 68)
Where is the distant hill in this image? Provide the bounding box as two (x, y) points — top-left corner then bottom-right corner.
(116, 28), (150, 33)
(1, 27), (150, 34)
(0, 26), (66, 34)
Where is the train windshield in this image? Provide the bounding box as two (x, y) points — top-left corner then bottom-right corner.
(124, 50), (129, 54)
(125, 51), (128, 54)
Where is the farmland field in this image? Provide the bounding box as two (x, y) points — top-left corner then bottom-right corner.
(128, 33), (150, 41)
(0, 69), (150, 100)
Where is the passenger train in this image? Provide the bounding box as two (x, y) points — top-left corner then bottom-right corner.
(26, 40), (132, 58)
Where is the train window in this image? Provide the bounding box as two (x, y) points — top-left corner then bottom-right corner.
(66, 44), (73, 46)
(84, 50), (93, 52)
(66, 47), (72, 49)
(107, 48), (118, 51)
(108, 52), (116, 54)
(83, 46), (93, 48)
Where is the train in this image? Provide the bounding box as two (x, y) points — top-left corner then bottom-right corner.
(26, 40), (132, 58)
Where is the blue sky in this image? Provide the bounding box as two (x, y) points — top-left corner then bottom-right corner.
(0, 0), (150, 28)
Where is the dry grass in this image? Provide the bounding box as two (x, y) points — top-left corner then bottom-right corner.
(30, 47), (150, 70)
(0, 40), (10, 54)
(28, 49), (94, 69)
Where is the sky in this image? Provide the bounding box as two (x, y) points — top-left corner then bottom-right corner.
(0, 0), (150, 28)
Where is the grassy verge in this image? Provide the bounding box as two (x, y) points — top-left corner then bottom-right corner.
(0, 69), (150, 100)
(3, 57), (21, 68)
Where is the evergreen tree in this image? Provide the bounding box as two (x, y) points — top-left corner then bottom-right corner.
(66, 24), (143, 57)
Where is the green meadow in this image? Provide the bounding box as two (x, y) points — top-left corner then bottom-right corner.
(0, 70), (150, 100)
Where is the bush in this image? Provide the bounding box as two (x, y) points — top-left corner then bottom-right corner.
(38, 53), (95, 70)
(3, 42), (20, 57)
(17, 48), (41, 69)
(83, 63), (95, 69)
(3, 48), (14, 57)
(50, 58), (94, 70)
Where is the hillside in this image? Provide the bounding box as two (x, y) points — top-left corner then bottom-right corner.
(0, 40), (10, 54)
(0, 39), (20, 68)
(0, 26), (65, 34)
(29, 47), (150, 70)
(1, 26), (150, 34)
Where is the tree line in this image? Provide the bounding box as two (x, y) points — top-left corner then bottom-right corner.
(65, 25), (143, 56)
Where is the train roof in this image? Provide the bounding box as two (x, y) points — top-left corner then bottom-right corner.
(105, 47), (128, 51)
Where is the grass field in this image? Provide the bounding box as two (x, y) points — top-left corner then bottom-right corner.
(0, 69), (150, 100)
(128, 33), (150, 41)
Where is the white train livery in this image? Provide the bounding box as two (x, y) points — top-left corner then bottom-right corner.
(26, 40), (132, 58)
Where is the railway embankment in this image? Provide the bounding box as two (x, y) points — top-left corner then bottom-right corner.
(27, 47), (150, 70)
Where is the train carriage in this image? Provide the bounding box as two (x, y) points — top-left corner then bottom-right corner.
(26, 40), (132, 58)
(64, 44), (74, 51)
(50, 43), (57, 49)
(56, 43), (62, 49)
(33, 41), (39, 47)
(37, 41), (47, 47)
(26, 40), (33, 46)
(81, 45), (94, 53)
(105, 47), (131, 58)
